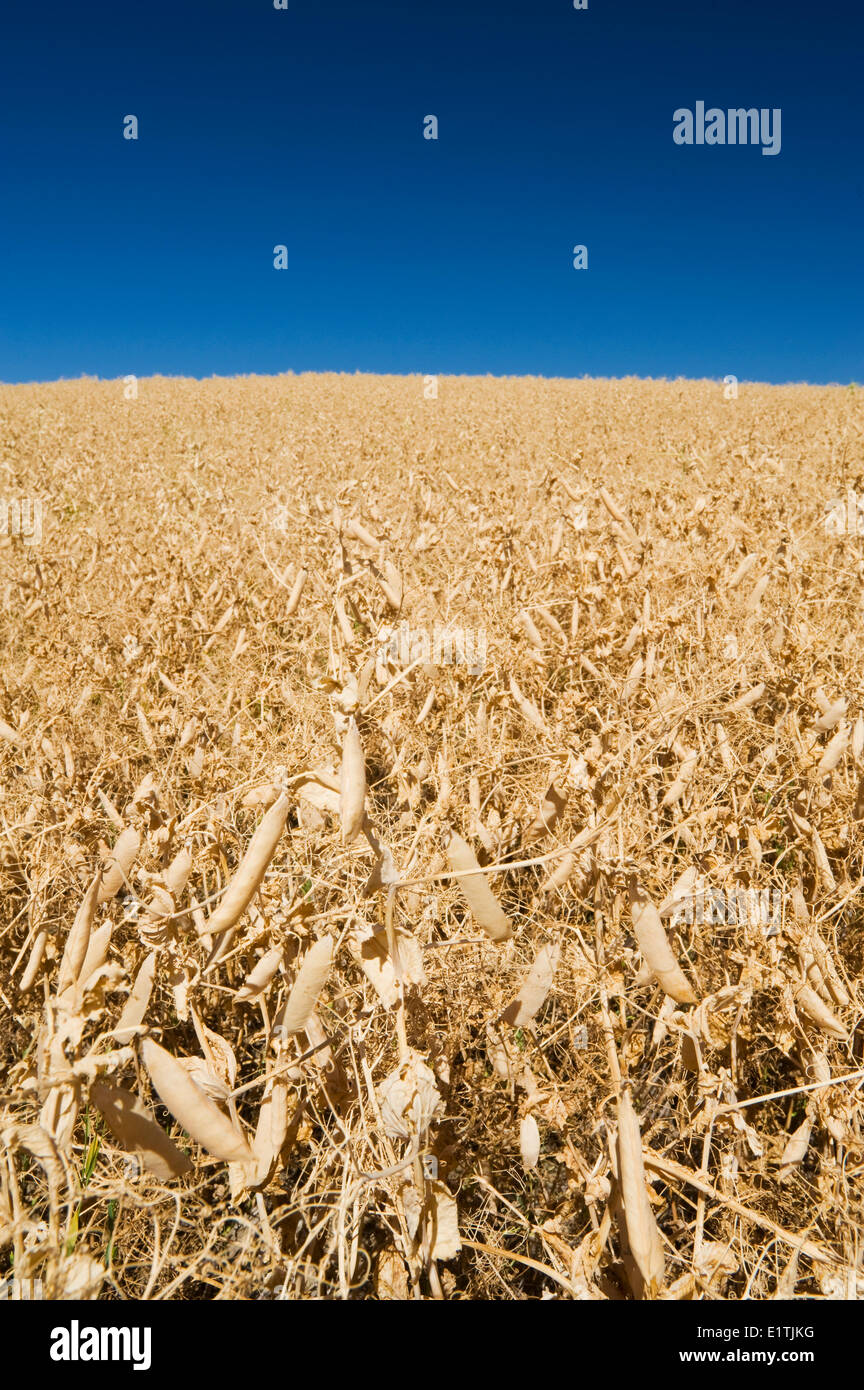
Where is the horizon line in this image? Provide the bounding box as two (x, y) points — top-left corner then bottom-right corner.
(0, 369), (859, 390)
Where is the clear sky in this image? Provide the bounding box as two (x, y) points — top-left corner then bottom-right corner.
(1, 0), (861, 384)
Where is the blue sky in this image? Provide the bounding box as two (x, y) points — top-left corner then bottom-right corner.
(1, 0), (861, 384)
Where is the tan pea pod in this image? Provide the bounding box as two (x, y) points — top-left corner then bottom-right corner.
(508, 675), (548, 736)
(817, 723), (849, 776)
(275, 935), (334, 1037)
(98, 827), (140, 903)
(517, 610), (544, 651)
(519, 1113), (541, 1171)
(779, 1116), (812, 1178)
(727, 683), (765, 714)
(445, 830), (513, 943)
(340, 717), (366, 844)
(795, 984), (847, 1040)
(78, 922), (112, 987)
(57, 872), (102, 994)
(202, 792), (291, 937)
(629, 880), (696, 1005)
(164, 846), (193, 898)
(237, 946), (284, 1000)
(286, 568), (307, 617)
(18, 928), (48, 994)
(522, 782), (566, 846)
(814, 699), (847, 734)
(141, 1038), (252, 1163)
(660, 748), (697, 808)
(617, 1088), (665, 1293)
(501, 943), (559, 1027)
(247, 1079), (291, 1189)
(91, 1080), (193, 1180)
(113, 951), (158, 1040)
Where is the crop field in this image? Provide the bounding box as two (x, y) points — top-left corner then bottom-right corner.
(1, 371), (863, 1301)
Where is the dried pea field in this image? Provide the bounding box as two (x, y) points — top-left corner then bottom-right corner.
(1, 372), (864, 1301)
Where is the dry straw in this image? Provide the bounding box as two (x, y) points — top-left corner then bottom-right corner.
(2, 372), (862, 1303)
